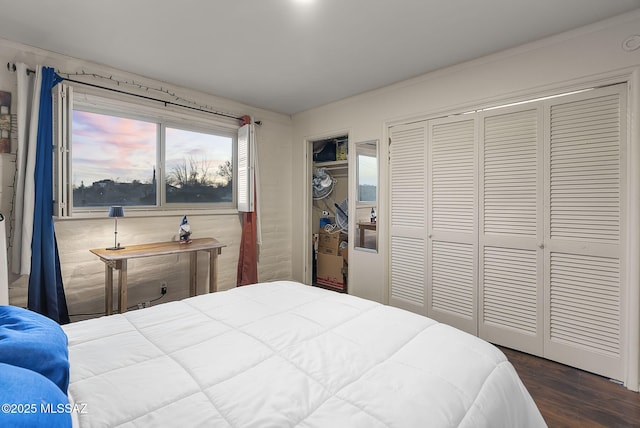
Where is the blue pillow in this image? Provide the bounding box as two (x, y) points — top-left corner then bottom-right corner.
(0, 306), (69, 393)
(0, 362), (71, 428)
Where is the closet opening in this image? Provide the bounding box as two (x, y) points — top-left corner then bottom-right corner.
(309, 135), (349, 293)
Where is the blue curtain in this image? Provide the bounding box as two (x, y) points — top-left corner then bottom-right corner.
(27, 67), (70, 325)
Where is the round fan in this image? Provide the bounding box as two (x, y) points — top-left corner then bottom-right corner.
(312, 168), (335, 200)
(334, 198), (348, 233)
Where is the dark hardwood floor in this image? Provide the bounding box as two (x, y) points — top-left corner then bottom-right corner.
(500, 347), (640, 428)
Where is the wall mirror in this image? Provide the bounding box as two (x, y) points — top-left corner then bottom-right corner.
(355, 140), (378, 252)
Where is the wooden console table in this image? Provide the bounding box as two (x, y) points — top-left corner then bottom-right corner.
(357, 222), (377, 247)
(90, 237), (225, 315)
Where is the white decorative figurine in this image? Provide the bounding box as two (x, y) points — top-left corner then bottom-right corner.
(179, 215), (192, 244)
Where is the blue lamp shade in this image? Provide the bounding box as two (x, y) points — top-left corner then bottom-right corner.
(108, 206), (124, 218)
(106, 206), (125, 250)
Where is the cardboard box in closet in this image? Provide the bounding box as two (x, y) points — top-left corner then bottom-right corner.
(318, 228), (347, 256)
(316, 253), (345, 289)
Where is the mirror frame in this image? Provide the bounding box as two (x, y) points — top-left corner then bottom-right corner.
(354, 139), (379, 253)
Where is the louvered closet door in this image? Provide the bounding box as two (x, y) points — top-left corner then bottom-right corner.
(427, 117), (478, 334)
(479, 106), (544, 355)
(389, 122), (428, 314)
(544, 84), (627, 381)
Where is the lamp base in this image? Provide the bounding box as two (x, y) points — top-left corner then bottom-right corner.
(106, 246), (126, 251)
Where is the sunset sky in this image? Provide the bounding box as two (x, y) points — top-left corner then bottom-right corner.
(72, 110), (233, 187)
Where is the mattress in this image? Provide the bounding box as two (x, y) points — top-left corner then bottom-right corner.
(62, 281), (546, 427)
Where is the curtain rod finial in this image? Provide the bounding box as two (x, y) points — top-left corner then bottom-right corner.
(239, 116), (262, 126)
(239, 115), (252, 126)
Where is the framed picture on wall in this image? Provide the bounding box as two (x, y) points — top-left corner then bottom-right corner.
(0, 91), (11, 153)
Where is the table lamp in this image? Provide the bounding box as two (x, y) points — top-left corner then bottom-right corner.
(107, 206), (125, 250)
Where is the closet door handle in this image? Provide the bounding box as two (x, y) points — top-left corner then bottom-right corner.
(538, 242), (545, 249)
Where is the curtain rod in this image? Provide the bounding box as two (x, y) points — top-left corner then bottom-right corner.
(6, 62), (245, 122)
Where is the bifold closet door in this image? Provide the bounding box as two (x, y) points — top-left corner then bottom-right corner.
(388, 83), (627, 382)
(427, 117), (478, 335)
(543, 84), (626, 381)
(478, 106), (544, 355)
(388, 122), (428, 315)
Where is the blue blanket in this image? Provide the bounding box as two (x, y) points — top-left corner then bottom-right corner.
(0, 305), (69, 393)
(0, 362), (71, 428)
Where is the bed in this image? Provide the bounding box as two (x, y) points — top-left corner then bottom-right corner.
(2, 281), (546, 427)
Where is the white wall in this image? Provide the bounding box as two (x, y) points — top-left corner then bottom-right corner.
(291, 10), (640, 388)
(0, 38), (294, 318)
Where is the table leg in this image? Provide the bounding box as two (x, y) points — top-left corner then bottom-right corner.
(105, 263), (113, 315)
(117, 260), (127, 313)
(209, 248), (219, 293)
(359, 225), (365, 247)
(189, 252), (197, 297)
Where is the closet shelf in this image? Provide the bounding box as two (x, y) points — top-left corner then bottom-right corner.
(314, 160), (348, 174)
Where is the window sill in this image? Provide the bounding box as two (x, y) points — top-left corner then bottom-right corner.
(55, 207), (239, 220)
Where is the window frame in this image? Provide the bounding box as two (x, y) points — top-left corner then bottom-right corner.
(55, 84), (240, 218)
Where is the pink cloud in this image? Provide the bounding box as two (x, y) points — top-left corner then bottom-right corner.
(73, 110), (156, 184)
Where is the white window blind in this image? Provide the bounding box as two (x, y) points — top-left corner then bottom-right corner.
(237, 123), (254, 212)
(53, 83), (72, 217)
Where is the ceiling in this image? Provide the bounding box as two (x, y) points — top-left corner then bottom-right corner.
(0, 1), (639, 115)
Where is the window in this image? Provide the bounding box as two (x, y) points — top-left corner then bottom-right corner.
(72, 110), (158, 207)
(58, 86), (237, 214)
(165, 127), (233, 205)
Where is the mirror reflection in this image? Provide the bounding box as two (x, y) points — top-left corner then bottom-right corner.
(355, 140), (378, 252)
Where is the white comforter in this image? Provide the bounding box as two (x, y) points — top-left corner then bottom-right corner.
(63, 281), (546, 427)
